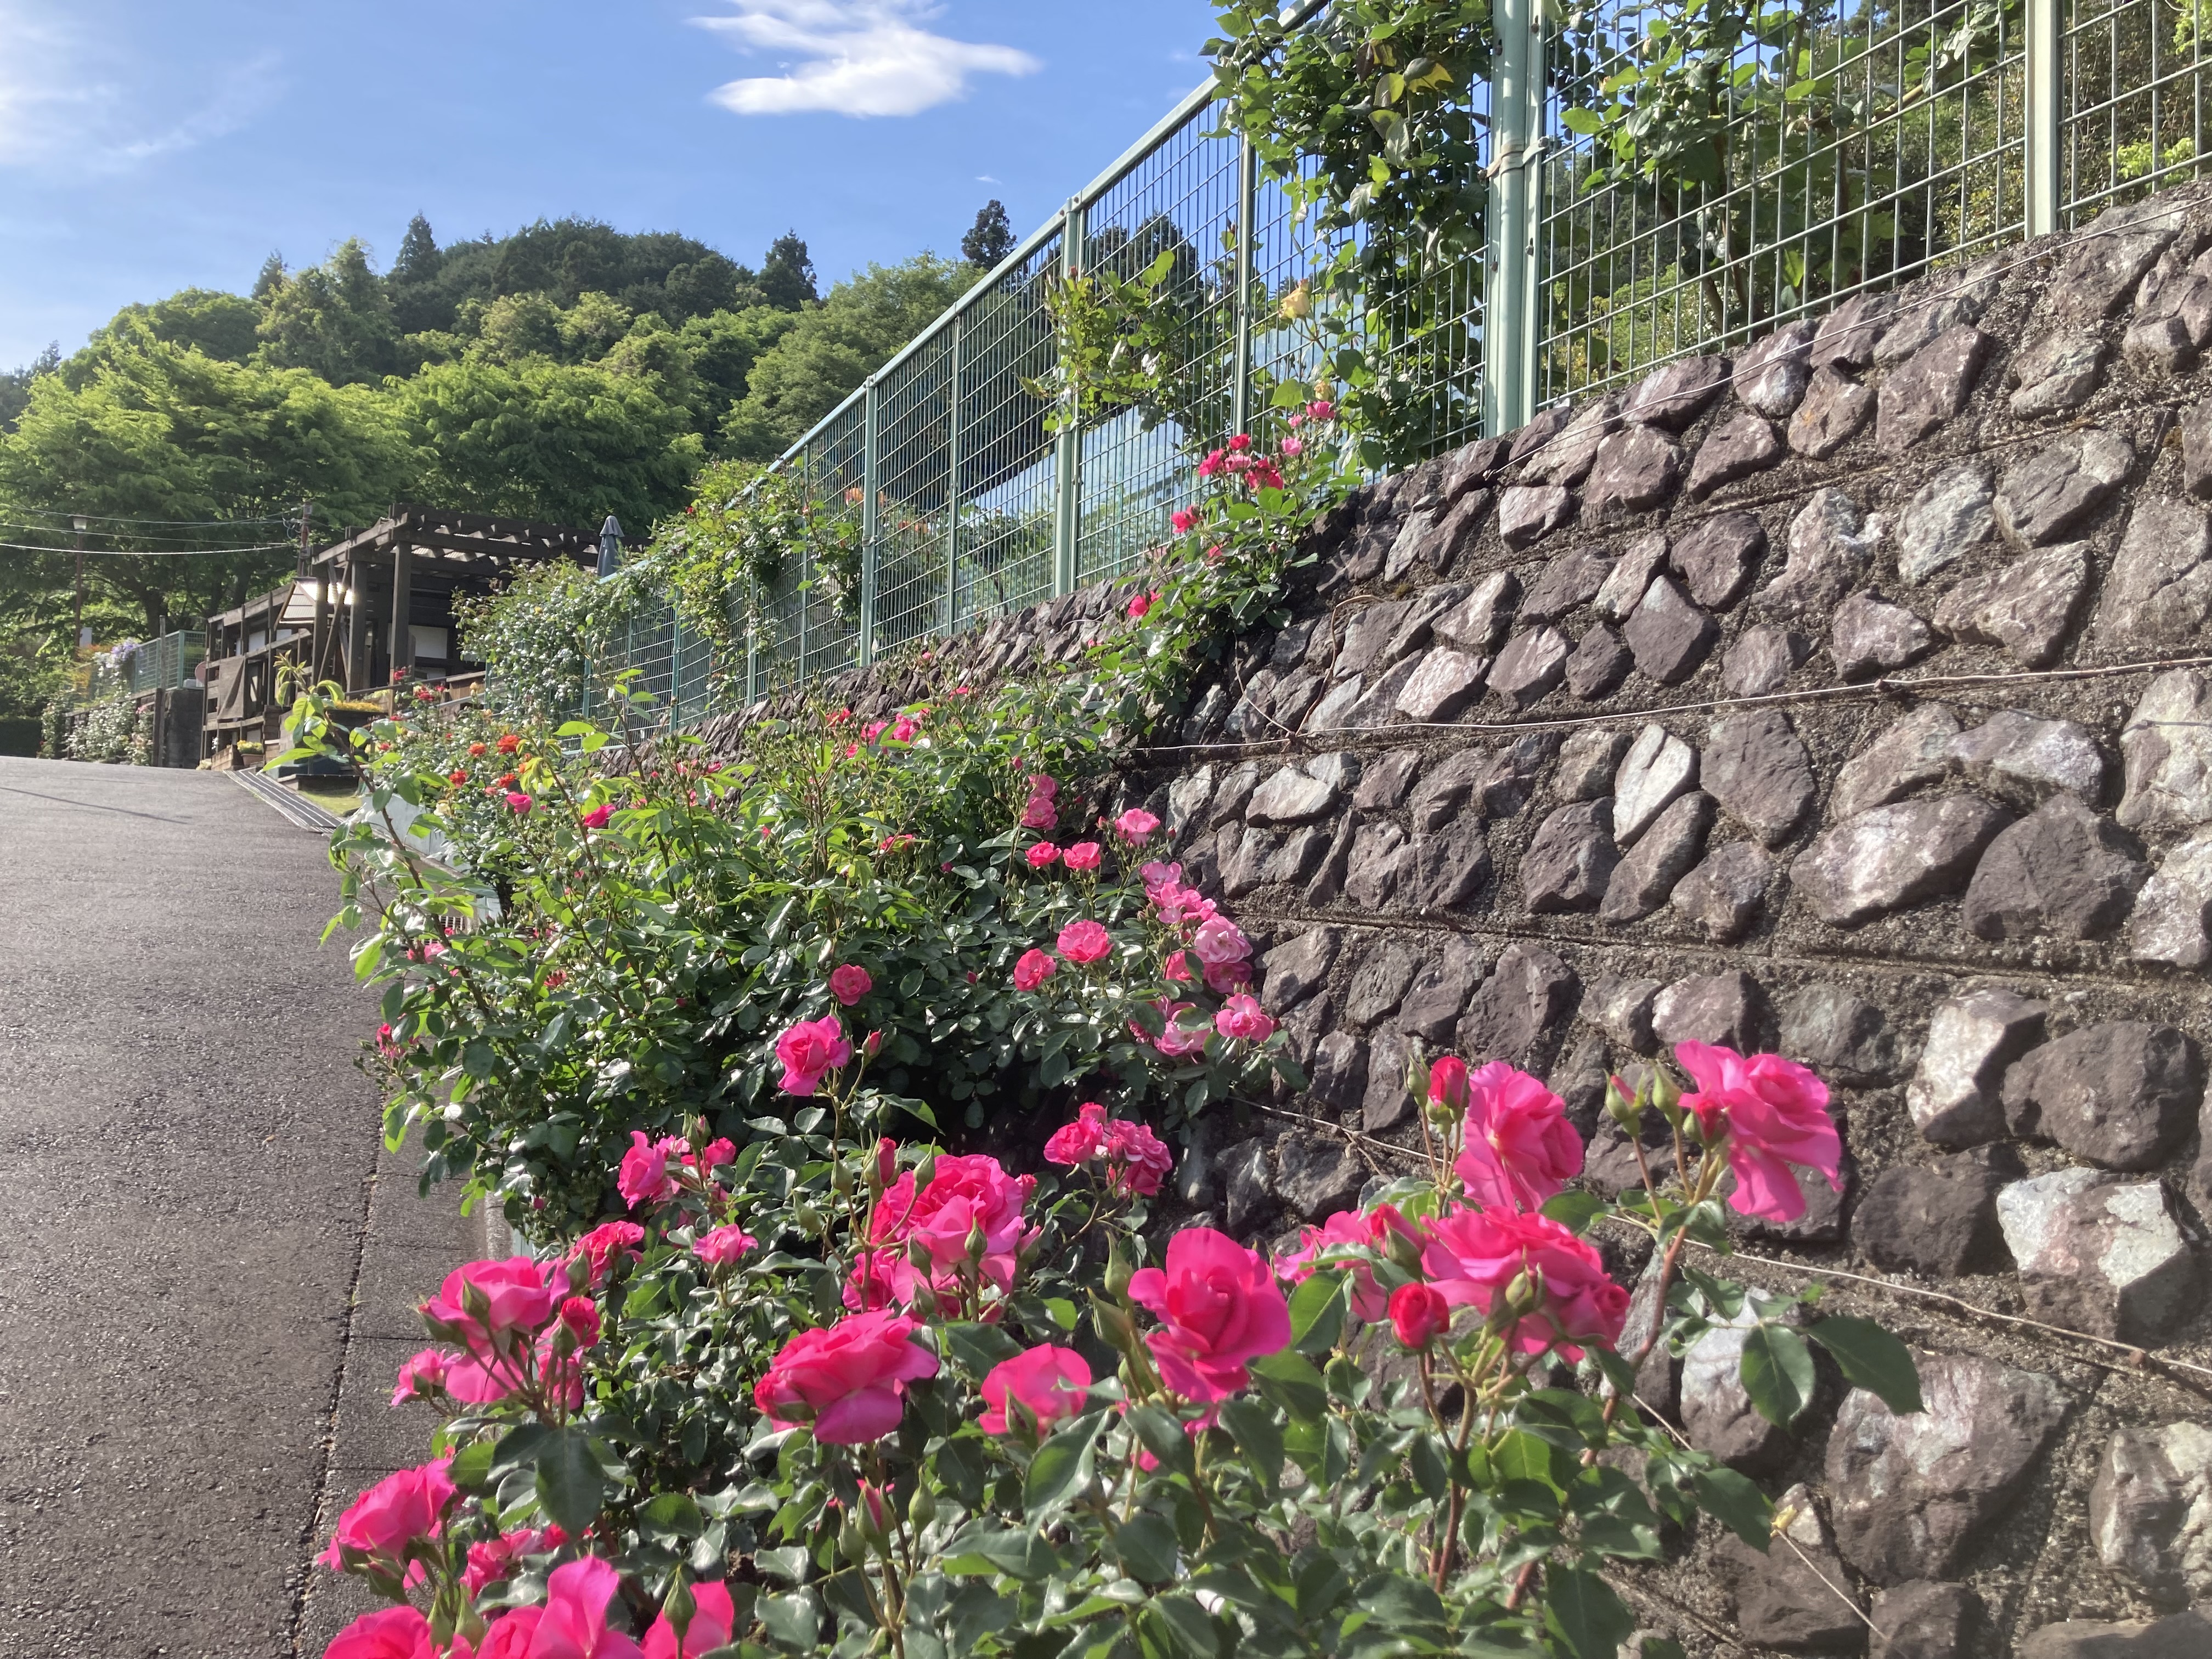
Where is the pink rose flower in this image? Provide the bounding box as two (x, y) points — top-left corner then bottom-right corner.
(1042, 1101), (1108, 1166)
(695, 1223), (759, 1267)
(1163, 949), (1194, 983)
(861, 720), (887, 742)
(978, 1345), (1093, 1436)
(1198, 449), (1226, 478)
(828, 963), (873, 1006)
(1279, 435), (1304, 458)
(319, 1459), (456, 1569)
(1307, 398), (1336, 421)
(1029, 774), (1059, 799)
(529, 1557), (644, 1659)
(776, 1014), (852, 1096)
(641, 1581), (736, 1659)
(889, 716), (918, 743)
(1126, 591), (1154, 620)
(558, 1295), (601, 1348)
(1019, 794), (1058, 831)
(1419, 1207), (1628, 1360)
(618, 1131), (686, 1209)
(1128, 1227), (1291, 1402)
(1201, 956), (1252, 995)
(1026, 842), (1060, 869)
(390, 1348), (451, 1406)
(868, 1153), (1036, 1288)
(419, 1259), (561, 1357)
(324, 1606), (439, 1659)
(1103, 1117), (1173, 1197)
(1452, 1061), (1584, 1213)
(1062, 840), (1102, 872)
(461, 1526), (565, 1595)
(1214, 994), (1275, 1042)
(1390, 1282), (1451, 1350)
(1227, 433), (1252, 453)
(476, 1609), (543, 1659)
(1275, 1204), (1417, 1322)
(1170, 508), (1199, 534)
(1675, 1042), (1843, 1223)
(754, 1310), (940, 1443)
(1012, 948), (1056, 991)
(1190, 914), (1250, 967)
(567, 1221), (645, 1289)
(1115, 808), (1161, 843)
(1137, 1000), (1210, 1059)
(1056, 919), (1111, 964)
(579, 802), (613, 830)
(1428, 1056), (1471, 1111)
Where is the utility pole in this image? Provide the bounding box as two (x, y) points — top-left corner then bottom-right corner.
(72, 514), (87, 650)
(295, 498), (314, 579)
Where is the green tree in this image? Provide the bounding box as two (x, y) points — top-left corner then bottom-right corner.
(0, 343), (59, 432)
(720, 256), (970, 460)
(256, 238), (400, 386)
(394, 356), (702, 529)
(962, 199), (1015, 268)
(758, 231), (819, 311)
(92, 290), (259, 363)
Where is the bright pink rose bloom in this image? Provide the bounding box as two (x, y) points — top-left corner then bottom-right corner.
(558, 1296), (601, 1348)
(861, 720), (887, 742)
(1103, 1118), (1173, 1197)
(505, 792), (532, 814)
(568, 1221), (646, 1289)
(1190, 915), (1250, 967)
(876, 1137), (898, 1187)
(754, 1310), (940, 1443)
(1170, 508), (1199, 534)
(531, 1557), (644, 1659)
(1012, 948), (1056, 991)
(319, 1460), (456, 1569)
(1198, 449), (1226, 478)
(695, 1224), (758, 1267)
(579, 802), (614, 830)
(1042, 1101), (1109, 1167)
(1275, 1204), (1417, 1323)
(978, 1345), (1093, 1435)
(390, 1348), (451, 1406)
(684, 1138), (736, 1172)
(1057, 919), (1111, 964)
(640, 1582), (736, 1659)
(1029, 774), (1059, 800)
(475, 1609), (542, 1659)
(1675, 1042), (1843, 1223)
(324, 1606), (439, 1659)
(1139, 860), (1181, 896)
(1141, 1000), (1210, 1059)
(1428, 1056), (1471, 1111)
(1026, 842), (1060, 869)
(1163, 949), (1194, 983)
(1062, 840), (1102, 872)
(1279, 435), (1305, 458)
(1419, 1207), (1628, 1360)
(1126, 592), (1154, 620)
(1116, 808), (1161, 842)
(1201, 956), (1253, 995)
(1214, 995), (1275, 1042)
(420, 1259), (561, 1355)
(1308, 399), (1336, 421)
(1019, 793), (1058, 831)
(776, 1014), (852, 1096)
(1453, 1061), (1583, 1214)
(1390, 1283), (1451, 1350)
(889, 716), (918, 743)
(1128, 1227), (1291, 1402)
(870, 1153), (1036, 1278)
(618, 1131), (686, 1209)
(461, 1526), (565, 1595)
(829, 964), (873, 1006)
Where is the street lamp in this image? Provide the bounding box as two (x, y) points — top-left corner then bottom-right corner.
(597, 515), (623, 580)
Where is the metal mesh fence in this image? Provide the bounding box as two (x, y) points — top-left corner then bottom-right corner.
(1538, 0), (2030, 405)
(123, 630), (206, 694)
(571, 0), (2207, 731)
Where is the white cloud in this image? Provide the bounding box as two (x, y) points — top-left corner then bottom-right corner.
(0, 2), (277, 175)
(696, 1), (1040, 119)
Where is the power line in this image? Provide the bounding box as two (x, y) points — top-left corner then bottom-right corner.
(0, 521), (306, 546)
(0, 539), (296, 557)
(0, 505), (297, 529)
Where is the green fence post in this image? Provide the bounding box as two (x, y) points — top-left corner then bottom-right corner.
(2026, 0), (2062, 235)
(1053, 199), (1085, 597)
(859, 376), (881, 667)
(1482, 0), (1543, 438)
(943, 312), (964, 636)
(1233, 134), (1257, 441)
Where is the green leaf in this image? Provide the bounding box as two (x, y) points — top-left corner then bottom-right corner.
(944, 1528), (1059, 1581)
(534, 1426), (610, 1536)
(448, 1438), (496, 1491)
(1692, 1465), (1774, 1547)
(1113, 1512), (1181, 1582)
(1808, 1316), (1923, 1415)
(1249, 1350), (1327, 1423)
(1024, 1413), (1103, 1517)
(755, 1589), (820, 1647)
(1149, 1594), (1221, 1658)
(1559, 105), (1606, 134)
(1539, 1190), (1605, 1233)
(1543, 1566), (1634, 1659)
(1218, 1397), (1283, 1495)
(939, 1321), (1024, 1378)
(1127, 1404), (1195, 1479)
(1287, 1270), (1346, 1356)
(1740, 1323), (1816, 1426)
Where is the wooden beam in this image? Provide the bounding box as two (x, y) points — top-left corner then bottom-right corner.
(344, 555), (370, 694)
(390, 543), (414, 679)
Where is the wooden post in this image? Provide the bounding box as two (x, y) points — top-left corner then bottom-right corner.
(389, 538), (413, 682)
(344, 555), (370, 693)
(309, 560), (330, 686)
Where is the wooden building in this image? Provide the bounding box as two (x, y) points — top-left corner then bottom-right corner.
(200, 505), (606, 762)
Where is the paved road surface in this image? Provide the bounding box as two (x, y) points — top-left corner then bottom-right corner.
(0, 759), (476, 1658)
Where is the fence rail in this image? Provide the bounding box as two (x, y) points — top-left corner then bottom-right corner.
(586, 0), (2205, 720)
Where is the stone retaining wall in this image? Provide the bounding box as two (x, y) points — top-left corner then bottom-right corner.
(704, 187), (2212, 1657)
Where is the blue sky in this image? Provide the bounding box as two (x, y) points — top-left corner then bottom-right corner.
(0, 0), (1223, 369)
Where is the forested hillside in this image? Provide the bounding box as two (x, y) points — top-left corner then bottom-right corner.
(0, 206), (1016, 720)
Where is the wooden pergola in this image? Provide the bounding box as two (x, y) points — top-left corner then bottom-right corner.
(200, 505), (606, 761)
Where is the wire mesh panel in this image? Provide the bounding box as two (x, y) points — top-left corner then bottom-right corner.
(951, 233), (1062, 627)
(2066, 0), (2212, 218)
(796, 405), (867, 682)
(1074, 101), (1245, 588)
(1538, 0), (2028, 404)
(873, 329), (956, 654)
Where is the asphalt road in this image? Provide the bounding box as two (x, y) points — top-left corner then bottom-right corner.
(0, 758), (472, 1658)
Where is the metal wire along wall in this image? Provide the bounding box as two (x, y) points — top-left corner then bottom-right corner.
(591, 0), (2207, 720)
